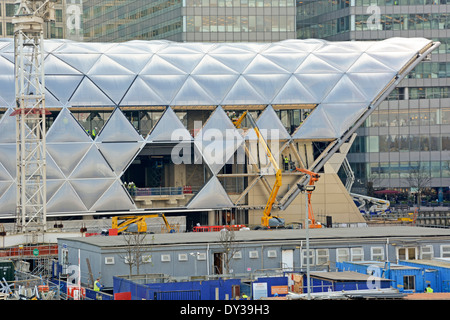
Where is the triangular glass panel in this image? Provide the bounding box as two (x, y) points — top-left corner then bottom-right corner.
(195, 106), (237, 135)
(89, 75), (136, 105)
(294, 73), (342, 103)
(321, 103), (367, 137)
(46, 181), (87, 213)
(45, 54), (82, 75)
(54, 53), (102, 74)
(0, 52), (14, 64)
(0, 96), (10, 108)
(222, 76), (266, 105)
(292, 106), (337, 140)
(54, 42), (105, 54)
(147, 107), (192, 143)
(264, 42), (306, 53)
(87, 55), (136, 76)
(0, 181), (13, 198)
(104, 53), (152, 74)
(69, 145), (116, 179)
(243, 54), (289, 74)
(208, 53), (256, 73)
(233, 42), (269, 53)
(277, 39), (324, 53)
(0, 108), (16, 143)
(260, 52), (309, 73)
(96, 107), (143, 142)
(155, 52), (204, 74)
(346, 72), (396, 101)
(191, 55), (239, 75)
(195, 106), (243, 175)
(114, 40), (170, 55)
(45, 75), (83, 106)
(120, 77), (167, 106)
(46, 142), (91, 177)
(44, 88), (64, 108)
(97, 141), (143, 174)
(209, 44), (255, 55)
(46, 152), (65, 180)
(322, 74), (369, 104)
(365, 51), (416, 72)
(105, 42), (152, 54)
(0, 75), (15, 106)
(46, 179), (65, 202)
(0, 55), (14, 74)
(140, 55), (187, 75)
(347, 53), (395, 73)
(272, 75), (317, 105)
(90, 179), (136, 211)
(0, 182), (15, 215)
(70, 178), (116, 210)
(158, 44), (205, 55)
(254, 105), (290, 140)
(46, 108), (92, 143)
(187, 176), (233, 209)
(138, 75), (189, 105)
(43, 40), (64, 53)
(69, 77), (115, 106)
(296, 54), (342, 74)
(0, 162), (12, 181)
(0, 144), (16, 178)
(243, 74), (290, 103)
(171, 76), (217, 106)
(317, 41), (372, 53)
(191, 74), (239, 106)
(312, 52), (362, 73)
(366, 39), (420, 53)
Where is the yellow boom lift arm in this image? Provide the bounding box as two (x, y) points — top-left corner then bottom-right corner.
(111, 213), (175, 234)
(245, 113), (284, 228)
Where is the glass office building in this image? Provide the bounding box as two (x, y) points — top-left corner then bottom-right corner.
(0, 0), (65, 39)
(82, 0), (296, 42)
(297, 0), (450, 203)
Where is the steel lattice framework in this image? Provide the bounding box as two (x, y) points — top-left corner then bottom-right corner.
(13, 1), (55, 232)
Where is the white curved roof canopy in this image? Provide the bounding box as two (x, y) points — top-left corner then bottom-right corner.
(0, 37), (438, 217)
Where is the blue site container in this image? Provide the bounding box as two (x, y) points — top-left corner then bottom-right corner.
(336, 261), (424, 293)
(399, 260), (450, 293)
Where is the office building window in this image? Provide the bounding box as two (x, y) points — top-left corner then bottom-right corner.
(371, 247), (385, 261)
(336, 248), (350, 262)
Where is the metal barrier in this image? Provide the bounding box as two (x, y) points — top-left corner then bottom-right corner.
(135, 186), (199, 196)
(0, 244), (58, 258)
(154, 289), (201, 300)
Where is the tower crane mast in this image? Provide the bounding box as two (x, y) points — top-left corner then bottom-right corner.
(12, 0), (55, 233)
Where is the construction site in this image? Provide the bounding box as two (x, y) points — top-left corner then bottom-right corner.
(1, 0), (450, 301)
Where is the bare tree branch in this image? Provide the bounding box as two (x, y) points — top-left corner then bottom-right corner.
(404, 163), (431, 207)
(218, 229), (240, 275)
(119, 232), (154, 277)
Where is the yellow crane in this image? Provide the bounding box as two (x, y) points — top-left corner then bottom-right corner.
(245, 114), (284, 228)
(232, 111), (247, 128)
(111, 213), (175, 234)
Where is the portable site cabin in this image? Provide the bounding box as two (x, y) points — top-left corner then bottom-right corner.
(336, 261), (424, 293)
(399, 259), (450, 293)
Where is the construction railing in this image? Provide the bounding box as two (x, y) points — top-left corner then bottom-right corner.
(133, 186), (199, 197)
(0, 244), (58, 258)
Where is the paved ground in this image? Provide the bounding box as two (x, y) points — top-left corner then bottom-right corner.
(404, 293), (450, 300)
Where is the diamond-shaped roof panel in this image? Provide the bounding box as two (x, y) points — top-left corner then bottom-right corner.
(0, 37), (432, 111)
